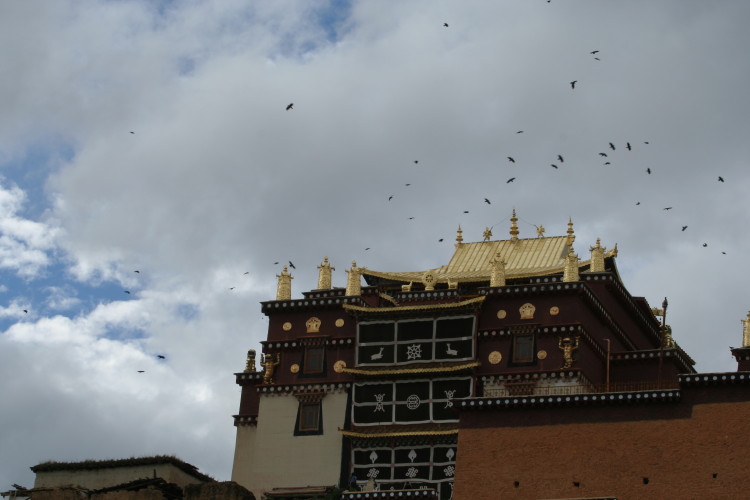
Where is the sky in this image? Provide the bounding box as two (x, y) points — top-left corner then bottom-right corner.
(1, 0), (749, 489)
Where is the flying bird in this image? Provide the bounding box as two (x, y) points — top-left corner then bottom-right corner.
(604, 162), (611, 165)
(609, 142), (615, 150)
(599, 153), (608, 157)
(229, 287), (235, 290)
(438, 238), (444, 242)
(137, 370), (145, 373)
(703, 243), (708, 247)
(443, 22), (449, 27)
(516, 130), (523, 134)
(591, 50), (599, 54)
(463, 211), (469, 214)
(273, 261), (279, 265)
(506, 177), (516, 183)
(134, 270), (140, 273)
(551, 164), (559, 169)
(570, 80), (577, 89)
(288, 261), (296, 269)
(626, 142), (632, 150)
(718, 176), (724, 182)
(405, 183), (411, 186)
(636, 202), (641, 205)
(157, 355), (166, 359)
(124, 290), (131, 294)
(414, 160), (418, 164)
(23, 309), (28, 313)
(286, 103), (293, 110)
(484, 198), (491, 204)
(388, 195), (393, 201)
(408, 217), (415, 220)
(129, 131), (135, 134)
(682, 226), (688, 231)
(647, 168), (651, 174)
(507, 157), (515, 163)
(244, 271), (250, 275)
(663, 207), (672, 210)
(557, 155), (564, 162)
(365, 247), (370, 251)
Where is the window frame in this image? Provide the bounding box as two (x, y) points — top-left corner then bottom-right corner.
(511, 333), (535, 365)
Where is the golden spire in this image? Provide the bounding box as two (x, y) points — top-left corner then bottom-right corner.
(509, 209), (519, 241)
(455, 225), (464, 245)
(490, 253), (506, 287)
(483, 227), (493, 241)
(589, 238), (605, 272)
(743, 311), (750, 347)
(566, 218), (575, 246)
(345, 261), (362, 296)
(535, 225), (546, 238)
(612, 243), (618, 257)
(563, 246), (579, 282)
(276, 265), (293, 300)
(317, 257), (335, 290)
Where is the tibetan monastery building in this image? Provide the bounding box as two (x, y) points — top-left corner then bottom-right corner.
(231, 211), (750, 500)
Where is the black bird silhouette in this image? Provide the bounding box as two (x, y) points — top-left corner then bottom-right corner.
(388, 195), (393, 201)
(137, 370), (145, 373)
(414, 160), (418, 164)
(703, 243), (708, 247)
(484, 198), (491, 204)
(570, 80), (577, 89)
(130, 131), (135, 134)
(647, 168), (651, 174)
(516, 130), (523, 134)
(443, 23), (449, 27)
(134, 270), (140, 273)
(604, 162), (611, 165)
(636, 202), (641, 205)
(591, 50), (599, 54)
(229, 287), (235, 290)
(644, 141), (650, 144)
(663, 207), (672, 210)
(286, 103), (293, 110)
(682, 226), (688, 231)
(718, 176), (724, 182)
(599, 153), (608, 157)
(124, 290), (131, 294)
(23, 309), (28, 313)
(405, 183), (411, 186)
(157, 355), (166, 359)
(594, 57), (600, 61)
(463, 211), (469, 214)
(507, 157), (515, 163)
(557, 155), (564, 162)
(722, 251), (726, 254)
(288, 261), (296, 269)
(244, 271), (250, 275)
(609, 142), (615, 150)
(551, 164), (558, 169)
(438, 238), (444, 242)
(274, 261), (279, 265)
(365, 247), (370, 251)
(409, 217), (414, 220)
(506, 177), (516, 183)
(626, 142), (632, 150)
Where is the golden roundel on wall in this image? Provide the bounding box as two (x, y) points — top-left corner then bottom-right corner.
(537, 350), (548, 360)
(290, 363), (300, 373)
(550, 306), (560, 316)
(496, 309), (507, 319)
(335, 318), (345, 327)
(282, 322), (293, 331)
(333, 360), (347, 373)
(489, 351), (502, 364)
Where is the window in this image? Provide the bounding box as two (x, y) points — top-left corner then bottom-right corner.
(303, 347), (325, 374)
(294, 397), (324, 435)
(512, 334), (535, 364)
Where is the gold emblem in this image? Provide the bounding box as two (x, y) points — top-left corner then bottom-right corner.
(306, 317), (321, 333)
(550, 306), (560, 316)
(497, 309), (507, 319)
(537, 350), (548, 360)
(489, 351), (502, 364)
(519, 303), (536, 320)
(290, 363), (300, 374)
(335, 318), (345, 327)
(333, 360), (347, 373)
(282, 322), (292, 331)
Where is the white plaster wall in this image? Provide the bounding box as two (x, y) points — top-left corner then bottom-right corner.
(231, 425), (257, 490)
(238, 391), (348, 498)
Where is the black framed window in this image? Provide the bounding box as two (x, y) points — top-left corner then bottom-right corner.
(295, 401), (323, 435)
(512, 334), (535, 364)
(303, 347), (325, 374)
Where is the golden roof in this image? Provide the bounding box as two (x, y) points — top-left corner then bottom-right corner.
(364, 234), (616, 284)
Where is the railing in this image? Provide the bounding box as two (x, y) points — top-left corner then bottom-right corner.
(483, 380), (679, 397)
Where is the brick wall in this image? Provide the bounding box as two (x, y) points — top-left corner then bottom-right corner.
(454, 395), (750, 499)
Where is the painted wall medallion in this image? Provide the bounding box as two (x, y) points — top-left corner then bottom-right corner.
(537, 350), (548, 360)
(489, 351), (502, 364)
(290, 363), (300, 373)
(333, 360), (347, 373)
(335, 318), (345, 327)
(519, 302), (536, 320)
(497, 309), (507, 319)
(306, 316), (321, 333)
(550, 306), (560, 316)
(282, 322), (293, 331)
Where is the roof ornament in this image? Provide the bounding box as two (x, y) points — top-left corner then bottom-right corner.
(276, 265), (293, 300)
(535, 225), (546, 238)
(317, 257), (335, 290)
(589, 238), (605, 272)
(483, 227), (493, 241)
(455, 225), (464, 246)
(743, 311), (750, 347)
(509, 209), (519, 241)
(346, 261), (362, 296)
(563, 246), (579, 282)
(490, 253), (506, 287)
(612, 243), (618, 257)
(566, 218), (575, 246)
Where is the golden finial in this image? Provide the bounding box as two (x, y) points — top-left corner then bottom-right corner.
(276, 265), (293, 300)
(662, 325), (676, 348)
(490, 253), (506, 287)
(742, 311), (750, 347)
(566, 218), (575, 246)
(317, 257), (335, 290)
(483, 227), (493, 241)
(535, 225), (546, 238)
(245, 349), (257, 372)
(563, 246), (579, 282)
(345, 261), (362, 296)
(612, 243), (618, 257)
(455, 225), (464, 246)
(589, 238), (605, 272)
(510, 209), (519, 241)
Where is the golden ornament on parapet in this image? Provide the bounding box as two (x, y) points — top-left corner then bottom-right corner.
(333, 360), (347, 373)
(519, 303), (536, 320)
(290, 363), (300, 374)
(282, 322), (292, 331)
(497, 309), (507, 319)
(537, 350), (548, 360)
(550, 306), (560, 316)
(306, 317), (321, 333)
(489, 351), (502, 364)
(335, 318), (345, 327)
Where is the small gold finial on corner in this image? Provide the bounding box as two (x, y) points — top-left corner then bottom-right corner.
(276, 265), (293, 300)
(317, 257), (335, 290)
(455, 225), (464, 246)
(535, 225), (545, 238)
(563, 246), (579, 282)
(510, 209), (519, 241)
(345, 261), (362, 296)
(483, 227), (493, 242)
(742, 311), (750, 347)
(566, 218), (575, 246)
(589, 238), (605, 272)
